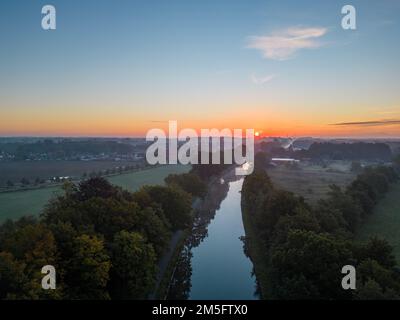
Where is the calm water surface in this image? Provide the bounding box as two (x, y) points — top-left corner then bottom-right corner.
(188, 178), (257, 299)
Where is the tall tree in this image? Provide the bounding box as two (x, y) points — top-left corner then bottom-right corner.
(64, 234), (111, 299)
(110, 231), (157, 299)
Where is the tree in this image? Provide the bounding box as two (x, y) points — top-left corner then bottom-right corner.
(133, 207), (171, 257)
(240, 162), (400, 300)
(272, 206), (320, 245)
(373, 166), (398, 183)
(271, 229), (353, 299)
(65, 234), (111, 299)
(356, 258), (400, 296)
(355, 279), (387, 300)
(393, 154), (400, 173)
(76, 177), (119, 201)
(355, 278), (400, 300)
(241, 169), (274, 219)
(326, 185), (362, 232)
(109, 231), (157, 299)
(356, 237), (397, 269)
(304, 142), (392, 161)
(6, 180), (13, 187)
(313, 199), (348, 235)
(137, 185), (192, 230)
(0, 223), (60, 299)
(0, 177), (184, 300)
(1, 223), (57, 273)
(358, 168), (390, 197)
(347, 179), (377, 216)
(165, 173), (206, 198)
(0, 252), (27, 299)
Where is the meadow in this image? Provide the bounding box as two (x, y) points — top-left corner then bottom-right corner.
(356, 182), (400, 262)
(0, 160), (139, 185)
(267, 162), (356, 204)
(0, 164), (190, 223)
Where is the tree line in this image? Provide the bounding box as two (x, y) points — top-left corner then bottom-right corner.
(0, 176), (196, 299)
(241, 162), (400, 299)
(0, 160), (213, 300)
(0, 139), (137, 160)
(297, 142), (393, 161)
(259, 141), (393, 162)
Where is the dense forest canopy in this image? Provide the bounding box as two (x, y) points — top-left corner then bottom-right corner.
(0, 159), (226, 300)
(0, 177), (193, 299)
(242, 163), (400, 299)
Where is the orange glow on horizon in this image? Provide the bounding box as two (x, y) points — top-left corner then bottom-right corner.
(1, 107), (400, 138)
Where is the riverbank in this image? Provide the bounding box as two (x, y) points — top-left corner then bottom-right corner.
(152, 197), (206, 299)
(156, 166), (258, 300)
(151, 189), (213, 299)
(240, 201), (270, 299)
(152, 228), (190, 299)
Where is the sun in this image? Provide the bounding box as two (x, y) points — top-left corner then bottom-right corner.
(255, 131), (260, 137)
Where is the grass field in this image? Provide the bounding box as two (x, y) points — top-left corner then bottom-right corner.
(0, 160), (141, 185)
(267, 163), (355, 204)
(0, 187), (62, 224)
(356, 182), (400, 262)
(0, 165), (190, 223)
(107, 165), (190, 191)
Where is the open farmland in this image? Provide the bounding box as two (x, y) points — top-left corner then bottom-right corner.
(267, 162), (356, 204)
(0, 164), (190, 223)
(108, 164), (190, 191)
(0, 160), (141, 185)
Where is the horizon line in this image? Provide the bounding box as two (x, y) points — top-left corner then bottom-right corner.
(1, 135), (400, 140)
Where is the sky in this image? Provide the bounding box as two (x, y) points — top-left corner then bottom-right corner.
(0, 0), (399, 138)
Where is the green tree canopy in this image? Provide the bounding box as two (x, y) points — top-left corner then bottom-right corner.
(110, 231), (157, 299)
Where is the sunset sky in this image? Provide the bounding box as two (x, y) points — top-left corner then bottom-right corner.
(0, 0), (399, 138)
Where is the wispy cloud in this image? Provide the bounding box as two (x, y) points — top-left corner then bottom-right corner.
(251, 73), (276, 85)
(247, 27), (328, 60)
(331, 119), (400, 127)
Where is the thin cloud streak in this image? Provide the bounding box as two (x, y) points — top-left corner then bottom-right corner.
(251, 73), (276, 85)
(330, 119), (400, 127)
(247, 27), (328, 60)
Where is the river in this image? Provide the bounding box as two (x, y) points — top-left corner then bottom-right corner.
(167, 175), (258, 300)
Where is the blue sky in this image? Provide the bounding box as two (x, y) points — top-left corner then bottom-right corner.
(0, 0), (399, 137)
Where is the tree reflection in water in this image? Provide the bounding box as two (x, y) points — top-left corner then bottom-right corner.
(166, 172), (238, 300)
